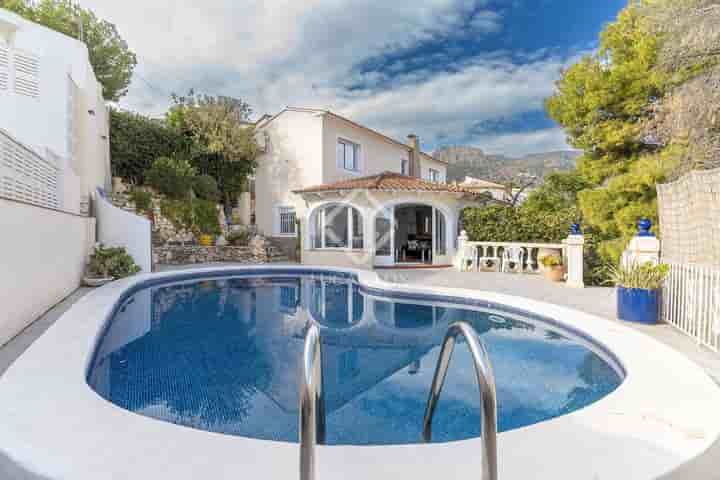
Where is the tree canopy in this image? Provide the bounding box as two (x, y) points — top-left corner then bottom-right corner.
(2, 0), (137, 101)
(168, 91), (259, 207)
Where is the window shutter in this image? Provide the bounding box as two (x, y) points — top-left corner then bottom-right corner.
(0, 46), (8, 91)
(355, 144), (362, 172)
(13, 50), (40, 98)
(336, 141), (344, 169)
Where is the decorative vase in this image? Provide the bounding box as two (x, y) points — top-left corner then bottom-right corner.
(542, 266), (565, 282)
(199, 234), (214, 246)
(538, 247), (562, 272)
(617, 287), (660, 324)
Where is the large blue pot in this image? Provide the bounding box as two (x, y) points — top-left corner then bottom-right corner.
(617, 287), (661, 324)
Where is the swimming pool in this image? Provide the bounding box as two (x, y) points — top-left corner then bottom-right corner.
(87, 270), (624, 446)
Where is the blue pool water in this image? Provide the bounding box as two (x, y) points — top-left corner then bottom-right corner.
(87, 272), (624, 445)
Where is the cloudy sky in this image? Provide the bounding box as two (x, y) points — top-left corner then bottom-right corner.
(82, 0), (626, 157)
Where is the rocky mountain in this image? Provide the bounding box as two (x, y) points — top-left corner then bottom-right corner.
(435, 146), (581, 183)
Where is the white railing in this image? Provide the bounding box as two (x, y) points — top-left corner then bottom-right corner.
(461, 241), (566, 273)
(455, 231), (585, 288)
(663, 263), (720, 352)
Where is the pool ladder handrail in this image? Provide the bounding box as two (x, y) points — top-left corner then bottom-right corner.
(299, 323), (325, 480)
(422, 321), (498, 480)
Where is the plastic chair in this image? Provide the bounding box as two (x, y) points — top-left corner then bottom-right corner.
(460, 245), (478, 271)
(501, 246), (525, 273)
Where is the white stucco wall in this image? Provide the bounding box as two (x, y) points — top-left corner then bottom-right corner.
(254, 110), (324, 237)
(420, 155), (448, 183)
(0, 198), (95, 346)
(95, 190), (152, 273)
(0, 8), (110, 202)
(322, 114), (410, 183)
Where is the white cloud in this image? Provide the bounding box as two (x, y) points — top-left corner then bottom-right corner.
(81, 0), (577, 155)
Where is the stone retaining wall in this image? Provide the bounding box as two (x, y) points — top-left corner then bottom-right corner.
(153, 245), (268, 265)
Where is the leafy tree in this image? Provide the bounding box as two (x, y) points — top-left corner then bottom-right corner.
(168, 91), (258, 208)
(110, 109), (191, 184)
(2, 0), (137, 101)
(145, 157), (196, 199)
(543, 1), (690, 275)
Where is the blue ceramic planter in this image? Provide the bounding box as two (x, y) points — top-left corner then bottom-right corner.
(617, 287), (661, 324)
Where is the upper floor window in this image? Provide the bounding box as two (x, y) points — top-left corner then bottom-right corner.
(401, 159), (409, 176)
(337, 139), (360, 172)
(428, 168), (441, 183)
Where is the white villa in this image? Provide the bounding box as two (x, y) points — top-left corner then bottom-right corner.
(253, 107), (494, 269)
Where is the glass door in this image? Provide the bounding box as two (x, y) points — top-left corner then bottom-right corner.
(374, 206), (394, 266)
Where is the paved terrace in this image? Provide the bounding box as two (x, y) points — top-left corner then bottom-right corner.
(1, 265), (719, 479)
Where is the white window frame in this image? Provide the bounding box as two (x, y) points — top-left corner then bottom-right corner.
(275, 206), (297, 237)
(428, 168), (441, 183)
(401, 159), (409, 176)
(337, 138), (361, 173)
(311, 204), (364, 250)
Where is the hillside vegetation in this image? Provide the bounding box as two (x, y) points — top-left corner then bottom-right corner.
(464, 0), (719, 283)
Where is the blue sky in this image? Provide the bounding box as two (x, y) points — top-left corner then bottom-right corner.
(86, 0), (627, 156)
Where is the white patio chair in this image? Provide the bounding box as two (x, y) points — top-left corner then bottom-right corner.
(460, 245), (478, 272)
(501, 246), (525, 273)
(477, 245), (499, 271)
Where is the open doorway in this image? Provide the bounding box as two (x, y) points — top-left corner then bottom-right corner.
(394, 205), (433, 264)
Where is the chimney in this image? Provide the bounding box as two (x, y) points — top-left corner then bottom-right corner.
(407, 134), (421, 178)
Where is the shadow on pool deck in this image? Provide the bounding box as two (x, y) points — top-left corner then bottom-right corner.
(1, 264), (719, 479)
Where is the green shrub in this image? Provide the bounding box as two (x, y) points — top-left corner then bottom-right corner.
(462, 204), (578, 244)
(160, 199), (220, 236)
(145, 157), (196, 199)
(128, 188), (153, 215)
(606, 262), (669, 290)
(109, 109), (191, 184)
(194, 200), (221, 236)
(160, 199), (194, 231)
(88, 245), (141, 279)
(227, 229), (251, 246)
(193, 174), (220, 201)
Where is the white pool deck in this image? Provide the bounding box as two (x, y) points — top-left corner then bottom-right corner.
(1, 265), (720, 480)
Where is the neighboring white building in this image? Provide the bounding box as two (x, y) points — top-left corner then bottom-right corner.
(253, 107), (492, 269)
(0, 8), (110, 214)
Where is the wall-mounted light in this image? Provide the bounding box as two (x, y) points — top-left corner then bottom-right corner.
(88, 109), (96, 116)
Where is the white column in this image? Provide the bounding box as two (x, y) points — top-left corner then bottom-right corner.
(564, 234), (585, 288)
(622, 220), (661, 266)
(237, 192), (252, 225)
(455, 230), (468, 270)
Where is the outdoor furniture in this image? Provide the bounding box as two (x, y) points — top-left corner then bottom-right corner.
(477, 245), (499, 271)
(501, 246), (525, 273)
(459, 245), (478, 271)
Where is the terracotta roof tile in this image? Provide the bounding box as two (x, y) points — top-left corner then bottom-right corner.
(293, 171), (492, 197)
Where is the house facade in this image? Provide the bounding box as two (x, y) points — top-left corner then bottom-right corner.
(253, 108), (491, 269)
(0, 8), (110, 214)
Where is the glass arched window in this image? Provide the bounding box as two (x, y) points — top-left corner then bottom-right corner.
(311, 205), (364, 249)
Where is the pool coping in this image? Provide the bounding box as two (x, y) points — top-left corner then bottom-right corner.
(1, 265), (719, 480)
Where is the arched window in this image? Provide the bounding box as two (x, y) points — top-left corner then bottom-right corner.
(310, 205), (364, 249)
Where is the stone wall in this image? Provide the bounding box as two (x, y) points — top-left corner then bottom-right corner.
(153, 235), (270, 265)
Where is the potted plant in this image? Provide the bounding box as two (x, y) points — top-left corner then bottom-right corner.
(84, 244), (141, 287)
(608, 262), (669, 324)
(539, 255), (565, 282)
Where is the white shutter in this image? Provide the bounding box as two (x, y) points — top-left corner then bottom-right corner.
(0, 46), (8, 90)
(13, 50), (39, 98)
(336, 141), (344, 169)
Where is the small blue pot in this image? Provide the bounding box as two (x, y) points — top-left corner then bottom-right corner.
(617, 287), (661, 324)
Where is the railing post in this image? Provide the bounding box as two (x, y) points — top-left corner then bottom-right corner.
(622, 219), (661, 266)
(454, 230), (468, 270)
(564, 224), (585, 288)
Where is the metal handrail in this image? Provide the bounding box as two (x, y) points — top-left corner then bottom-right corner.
(299, 324), (326, 480)
(422, 321), (498, 480)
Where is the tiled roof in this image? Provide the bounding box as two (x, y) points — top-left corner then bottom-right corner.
(293, 172), (491, 196)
